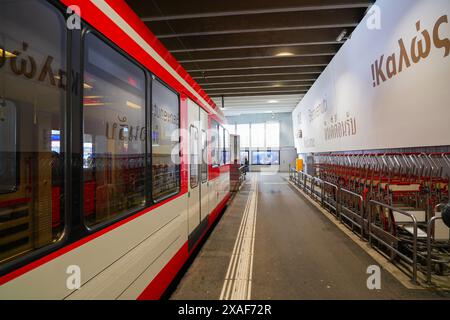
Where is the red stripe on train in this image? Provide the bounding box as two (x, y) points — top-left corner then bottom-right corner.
(0, 192), (185, 286)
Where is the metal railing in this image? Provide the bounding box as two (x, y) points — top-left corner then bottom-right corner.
(322, 181), (339, 217)
(339, 188), (366, 239)
(238, 165), (246, 182)
(289, 168), (449, 284)
(290, 168), (338, 215)
(426, 203), (446, 284)
(368, 200), (418, 283)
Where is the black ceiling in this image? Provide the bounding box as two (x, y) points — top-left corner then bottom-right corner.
(125, 0), (375, 98)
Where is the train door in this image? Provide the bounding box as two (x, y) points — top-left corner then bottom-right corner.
(187, 99), (208, 249)
(200, 109), (209, 221)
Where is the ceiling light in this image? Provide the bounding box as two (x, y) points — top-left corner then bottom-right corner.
(267, 100), (278, 104)
(84, 103), (105, 107)
(336, 29), (348, 42)
(126, 101), (142, 109)
(84, 96), (103, 99)
(264, 111), (273, 114)
(275, 52), (294, 57)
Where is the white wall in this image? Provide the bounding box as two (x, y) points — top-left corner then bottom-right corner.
(292, 0), (450, 154)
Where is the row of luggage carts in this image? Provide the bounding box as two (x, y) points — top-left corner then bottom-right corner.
(289, 152), (450, 286)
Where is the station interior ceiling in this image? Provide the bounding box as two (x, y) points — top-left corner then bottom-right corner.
(125, 0), (375, 116)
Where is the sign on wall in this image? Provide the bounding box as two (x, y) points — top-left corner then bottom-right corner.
(292, 0), (450, 153)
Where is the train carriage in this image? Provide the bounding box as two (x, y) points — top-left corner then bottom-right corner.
(0, 0), (231, 299)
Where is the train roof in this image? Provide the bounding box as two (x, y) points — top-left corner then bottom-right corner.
(60, 0), (225, 121)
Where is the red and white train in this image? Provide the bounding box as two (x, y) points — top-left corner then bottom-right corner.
(0, 0), (232, 299)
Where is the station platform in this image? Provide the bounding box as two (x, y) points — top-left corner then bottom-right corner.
(170, 173), (450, 300)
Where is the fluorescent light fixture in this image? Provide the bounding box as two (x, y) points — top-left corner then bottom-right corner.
(55, 76), (92, 90)
(336, 29), (348, 42)
(0, 48), (16, 58)
(264, 111), (273, 113)
(84, 103), (105, 106)
(126, 101), (142, 109)
(276, 52), (294, 57)
(84, 96), (104, 99)
(267, 100), (279, 104)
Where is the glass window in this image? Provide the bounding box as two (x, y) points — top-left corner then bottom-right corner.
(251, 123), (265, 148)
(218, 124), (224, 166)
(190, 125), (199, 188)
(83, 33), (146, 227)
(236, 123), (250, 148)
(152, 79), (180, 201)
(252, 151), (280, 165)
(240, 151), (250, 165)
(211, 120), (220, 167)
(0, 103), (17, 194)
(201, 129), (207, 182)
(224, 124), (235, 135)
(224, 128), (230, 165)
(0, 0), (66, 265)
(266, 121), (280, 148)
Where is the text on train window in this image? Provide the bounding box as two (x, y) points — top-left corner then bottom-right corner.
(0, 0), (66, 266)
(83, 32), (146, 227)
(151, 79), (180, 201)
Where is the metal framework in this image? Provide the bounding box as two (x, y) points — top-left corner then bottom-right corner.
(290, 152), (450, 285)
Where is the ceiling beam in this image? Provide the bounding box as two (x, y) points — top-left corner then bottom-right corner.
(168, 41), (343, 53)
(217, 103), (300, 108)
(156, 23), (357, 39)
(173, 44), (340, 62)
(182, 55), (332, 72)
(187, 64), (327, 73)
(208, 89), (309, 96)
(190, 66), (325, 78)
(200, 79), (316, 86)
(147, 8), (365, 38)
(213, 96), (303, 102)
(205, 84), (312, 91)
(161, 27), (352, 51)
(178, 52), (335, 63)
(193, 72), (321, 81)
(140, 3), (373, 21)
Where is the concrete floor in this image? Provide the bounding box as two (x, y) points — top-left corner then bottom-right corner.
(170, 173), (450, 300)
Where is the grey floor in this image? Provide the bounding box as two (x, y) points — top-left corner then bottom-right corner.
(170, 173), (450, 300)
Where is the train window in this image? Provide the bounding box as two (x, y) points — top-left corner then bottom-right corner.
(83, 32), (146, 227)
(190, 125), (199, 189)
(0, 0), (66, 265)
(211, 120), (220, 167)
(151, 79), (180, 201)
(218, 125), (224, 165)
(201, 129), (207, 182)
(0, 103), (17, 194)
(224, 128), (230, 165)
